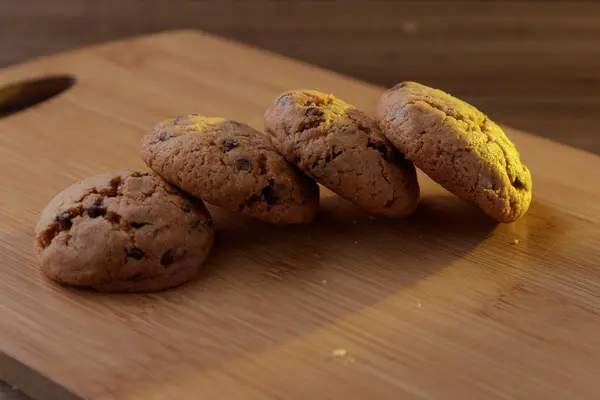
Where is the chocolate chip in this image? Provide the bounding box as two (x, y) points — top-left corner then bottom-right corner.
(276, 93), (292, 106)
(345, 109), (366, 125)
(180, 201), (191, 212)
(367, 140), (390, 161)
(174, 116), (185, 125)
(299, 119), (321, 132)
(131, 221), (150, 229)
(262, 180), (285, 205)
(161, 248), (185, 266)
(159, 131), (171, 141)
(513, 176), (525, 190)
(234, 157), (252, 171)
(107, 211), (121, 224)
(85, 199), (107, 218)
(223, 138), (239, 153)
(305, 107), (323, 117)
(131, 172), (149, 178)
(384, 199), (396, 208)
(244, 194), (262, 207)
(125, 247), (145, 260)
(55, 211), (73, 230)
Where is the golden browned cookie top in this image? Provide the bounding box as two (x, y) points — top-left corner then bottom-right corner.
(35, 171), (214, 292)
(376, 81), (532, 223)
(140, 114), (319, 224)
(264, 89), (420, 218)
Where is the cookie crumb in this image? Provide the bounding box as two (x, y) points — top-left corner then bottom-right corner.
(402, 20), (420, 34)
(322, 279), (327, 284)
(352, 220), (357, 224)
(354, 240), (359, 244)
(332, 348), (348, 358)
(223, 138), (238, 152)
(512, 239), (520, 245)
(369, 215), (375, 221)
(417, 301), (422, 308)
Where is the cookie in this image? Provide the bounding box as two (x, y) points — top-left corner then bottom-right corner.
(140, 115), (319, 224)
(264, 89), (420, 217)
(35, 171), (214, 293)
(376, 81), (532, 222)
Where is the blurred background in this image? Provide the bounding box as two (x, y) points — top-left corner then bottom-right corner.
(1, 0), (599, 155)
(0, 0), (598, 398)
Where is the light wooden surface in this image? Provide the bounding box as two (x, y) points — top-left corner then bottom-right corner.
(1, 30), (600, 400)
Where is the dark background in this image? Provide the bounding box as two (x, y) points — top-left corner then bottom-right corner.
(1, 1), (599, 398)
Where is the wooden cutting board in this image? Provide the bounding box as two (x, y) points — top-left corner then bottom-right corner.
(1, 30), (599, 400)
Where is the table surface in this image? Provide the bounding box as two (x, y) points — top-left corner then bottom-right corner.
(1, 29), (600, 400)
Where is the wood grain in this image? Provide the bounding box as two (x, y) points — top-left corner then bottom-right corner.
(0, 1), (599, 154)
(1, 30), (600, 400)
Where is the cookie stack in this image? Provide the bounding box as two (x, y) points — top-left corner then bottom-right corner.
(35, 82), (532, 293)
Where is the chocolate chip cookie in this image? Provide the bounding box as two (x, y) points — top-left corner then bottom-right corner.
(264, 90), (420, 217)
(140, 115), (319, 224)
(376, 81), (532, 222)
(35, 171), (214, 292)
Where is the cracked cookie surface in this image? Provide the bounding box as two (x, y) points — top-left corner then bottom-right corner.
(264, 89), (420, 217)
(35, 171), (214, 292)
(140, 115), (319, 224)
(376, 81), (532, 222)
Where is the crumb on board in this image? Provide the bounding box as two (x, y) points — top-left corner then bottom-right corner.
(352, 220), (357, 224)
(322, 279), (327, 284)
(354, 240), (359, 244)
(332, 348), (348, 358)
(512, 239), (520, 245)
(417, 301), (422, 308)
(402, 20), (420, 34)
(369, 215), (375, 221)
